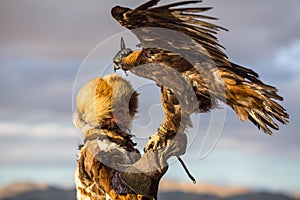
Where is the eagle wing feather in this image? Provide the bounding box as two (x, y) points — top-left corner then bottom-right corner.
(111, 0), (289, 138)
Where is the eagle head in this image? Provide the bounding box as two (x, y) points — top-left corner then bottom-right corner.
(113, 37), (133, 72)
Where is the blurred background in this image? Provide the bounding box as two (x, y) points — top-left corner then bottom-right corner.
(0, 0), (299, 199)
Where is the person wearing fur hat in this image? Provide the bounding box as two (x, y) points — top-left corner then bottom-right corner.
(73, 74), (187, 200)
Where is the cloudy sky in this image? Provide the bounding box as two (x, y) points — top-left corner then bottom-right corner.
(0, 0), (300, 196)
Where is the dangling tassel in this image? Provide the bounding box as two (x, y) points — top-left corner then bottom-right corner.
(177, 156), (196, 184)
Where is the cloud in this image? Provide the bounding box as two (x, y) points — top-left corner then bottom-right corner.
(0, 134), (78, 165)
(0, 0), (143, 58)
(0, 121), (76, 138)
(208, 0), (300, 65)
(0, 120), (80, 165)
(275, 39), (300, 73)
(0, 0), (299, 61)
(0, 58), (78, 122)
(2, 0), (298, 163)
(0, 0), (298, 150)
(0, 123), (79, 165)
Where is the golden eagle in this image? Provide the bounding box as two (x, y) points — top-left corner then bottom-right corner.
(111, 0), (289, 151)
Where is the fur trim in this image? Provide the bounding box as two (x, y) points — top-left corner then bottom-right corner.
(97, 139), (123, 153)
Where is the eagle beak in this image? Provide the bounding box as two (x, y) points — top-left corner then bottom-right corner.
(114, 64), (121, 72)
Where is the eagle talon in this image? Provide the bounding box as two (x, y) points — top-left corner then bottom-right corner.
(144, 132), (167, 152)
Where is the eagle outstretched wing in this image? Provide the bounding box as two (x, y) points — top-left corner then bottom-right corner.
(111, 0), (289, 150)
(112, 0), (228, 66)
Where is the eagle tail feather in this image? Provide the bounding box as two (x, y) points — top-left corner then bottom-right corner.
(223, 70), (289, 135)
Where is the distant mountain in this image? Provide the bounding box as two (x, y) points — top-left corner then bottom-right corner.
(160, 191), (219, 200)
(159, 191), (297, 200)
(0, 183), (75, 200)
(0, 183), (297, 200)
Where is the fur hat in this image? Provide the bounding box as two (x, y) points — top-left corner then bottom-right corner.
(73, 74), (138, 133)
